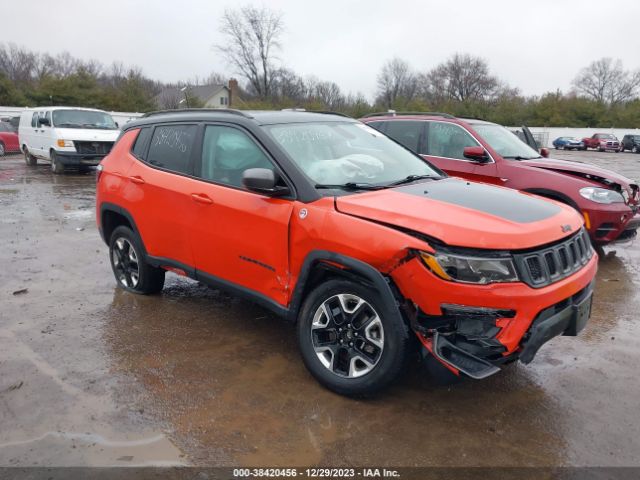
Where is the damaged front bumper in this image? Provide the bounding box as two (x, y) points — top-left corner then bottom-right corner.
(412, 281), (594, 379)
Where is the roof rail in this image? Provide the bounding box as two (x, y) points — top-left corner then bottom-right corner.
(361, 111), (455, 119)
(142, 108), (253, 118)
(280, 108), (352, 118)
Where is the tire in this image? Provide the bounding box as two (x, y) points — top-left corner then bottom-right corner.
(0, 142), (5, 157)
(109, 225), (165, 294)
(633, 146), (639, 153)
(50, 151), (65, 174)
(24, 147), (37, 166)
(297, 278), (409, 396)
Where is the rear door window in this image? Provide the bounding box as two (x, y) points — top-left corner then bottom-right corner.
(383, 121), (424, 153)
(147, 124), (197, 174)
(366, 121), (388, 133)
(31, 113), (38, 127)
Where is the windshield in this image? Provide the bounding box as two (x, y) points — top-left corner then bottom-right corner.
(264, 122), (442, 188)
(52, 109), (118, 130)
(473, 124), (541, 160)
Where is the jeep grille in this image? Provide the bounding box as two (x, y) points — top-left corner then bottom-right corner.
(513, 228), (593, 288)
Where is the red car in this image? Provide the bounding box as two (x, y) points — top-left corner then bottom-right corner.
(582, 133), (620, 152)
(96, 110), (596, 395)
(361, 113), (639, 245)
(0, 122), (20, 156)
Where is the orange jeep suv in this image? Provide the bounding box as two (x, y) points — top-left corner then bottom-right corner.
(96, 110), (597, 395)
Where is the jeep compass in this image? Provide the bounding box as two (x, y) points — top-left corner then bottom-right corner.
(96, 110), (597, 396)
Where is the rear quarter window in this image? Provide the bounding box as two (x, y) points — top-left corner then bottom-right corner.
(131, 127), (152, 159)
(146, 124), (197, 174)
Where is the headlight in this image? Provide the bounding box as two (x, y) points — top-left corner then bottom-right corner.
(579, 187), (625, 204)
(420, 252), (519, 285)
(56, 139), (74, 148)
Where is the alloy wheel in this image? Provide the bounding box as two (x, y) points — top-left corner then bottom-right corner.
(111, 237), (140, 288)
(310, 293), (384, 378)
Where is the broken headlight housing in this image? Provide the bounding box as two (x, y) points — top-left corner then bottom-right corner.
(579, 187), (625, 204)
(420, 251), (519, 285)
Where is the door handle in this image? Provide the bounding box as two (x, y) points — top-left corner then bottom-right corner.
(128, 175), (145, 185)
(191, 193), (213, 205)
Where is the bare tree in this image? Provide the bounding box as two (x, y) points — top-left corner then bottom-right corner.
(425, 53), (499, 102)
(573, 58), (640, 104)
(271, 67), (307, 102)
(0, 43), (38, 84)
(311, 80), (345, 109)
(216, 6), (284, 99)
(376, 57), (417, 108)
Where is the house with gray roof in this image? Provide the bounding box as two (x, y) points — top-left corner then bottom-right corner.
(154, 84), (231, 109)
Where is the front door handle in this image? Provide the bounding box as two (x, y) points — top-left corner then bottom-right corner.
(129, 175), (145, 185)
(191, 193), (213, 205)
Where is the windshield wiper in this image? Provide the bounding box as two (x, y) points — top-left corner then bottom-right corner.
(315, 182), (386, 191)
(385, 174), (438, 187)
(56, 122), (82, 128)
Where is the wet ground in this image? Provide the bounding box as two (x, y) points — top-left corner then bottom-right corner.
(1, 150), (639, 467)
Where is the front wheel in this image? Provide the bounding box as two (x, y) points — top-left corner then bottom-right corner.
(633, 146), (639, 153)
(50, 151), (65, 174)
(24, 148), (37, 165)
(297, 279), (409, 396)
(109, 226), (165, 294)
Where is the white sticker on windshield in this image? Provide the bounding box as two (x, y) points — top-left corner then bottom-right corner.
(355, 123), (385, 137)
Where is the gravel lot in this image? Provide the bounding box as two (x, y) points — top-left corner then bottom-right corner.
(1, 149), (639, 467)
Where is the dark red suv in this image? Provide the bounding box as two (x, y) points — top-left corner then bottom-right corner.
(361, 113), (639, 245)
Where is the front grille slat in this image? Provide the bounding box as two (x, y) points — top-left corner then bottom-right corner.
(73, 141), (114, 155)
(514, 228), (593, 288)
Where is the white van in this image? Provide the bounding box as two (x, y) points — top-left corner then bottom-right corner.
(18, 107), (120, 174)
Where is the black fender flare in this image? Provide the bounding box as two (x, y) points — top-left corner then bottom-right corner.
(99, 203), (145, 254)
(287, 250), (404, 330)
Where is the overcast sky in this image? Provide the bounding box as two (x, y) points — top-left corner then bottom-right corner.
(4, 0), (640, 100)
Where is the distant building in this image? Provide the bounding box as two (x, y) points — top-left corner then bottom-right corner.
(154, 79), (240, 109)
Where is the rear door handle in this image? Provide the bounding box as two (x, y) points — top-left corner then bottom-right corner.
(191, 193), (213, 205)
(128, 175), (145, 185)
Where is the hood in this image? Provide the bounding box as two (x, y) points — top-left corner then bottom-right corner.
(521, 157), (637, 196)
(335, 178), (583, 250)
(55, 128), (120, 142)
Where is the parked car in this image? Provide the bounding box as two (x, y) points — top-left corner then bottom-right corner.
(0, 122), (20, 156)
(18, 106), (120, 174)
(552, 136), (585, 150)
(620, 134), (640, 153)
(582, 133), (620, 152)
(97, 109), (597, 395)
(361, 112), (639, 245)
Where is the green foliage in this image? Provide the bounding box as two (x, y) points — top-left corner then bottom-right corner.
(0, 72), (26, 105)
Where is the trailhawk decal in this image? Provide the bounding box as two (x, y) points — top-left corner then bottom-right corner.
(395, 178), (561, 223)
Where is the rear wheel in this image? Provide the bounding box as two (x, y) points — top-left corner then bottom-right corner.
(109, 225), (165, 294)
(297, 279), (409, 396)
(24, 147), (37, 165)
(50, 151), (65, 174)
(633, 146), (639, 153)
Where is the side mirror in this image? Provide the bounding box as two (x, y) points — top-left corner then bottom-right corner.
(540, 148), (550, 158)
(39, 117), (51, 127)
(242, 168), (290, 197)
(463, 146), (489, 162)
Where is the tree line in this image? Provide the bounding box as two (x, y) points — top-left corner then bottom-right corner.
(2, 5), (640, 127)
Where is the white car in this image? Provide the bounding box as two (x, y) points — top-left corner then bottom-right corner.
(18, 107), (120, 174)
